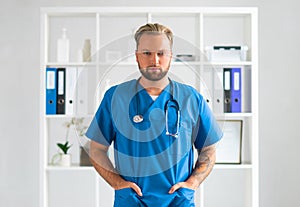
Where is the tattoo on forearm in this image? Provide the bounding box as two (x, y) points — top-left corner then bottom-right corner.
(192, 148), (215, 179)
(193, 155), (211, 177)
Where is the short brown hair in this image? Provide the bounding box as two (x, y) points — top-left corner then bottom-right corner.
(134, 23), (173, 49)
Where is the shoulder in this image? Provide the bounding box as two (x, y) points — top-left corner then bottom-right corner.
(105, 79), (136, 97)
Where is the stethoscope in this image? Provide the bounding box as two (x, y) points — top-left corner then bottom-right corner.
(133, 78), (181, 138)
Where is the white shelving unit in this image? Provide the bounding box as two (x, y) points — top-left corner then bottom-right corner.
(40, 7), (258, 207)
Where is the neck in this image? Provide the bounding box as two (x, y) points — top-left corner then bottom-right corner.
(139, 76), (169, 96)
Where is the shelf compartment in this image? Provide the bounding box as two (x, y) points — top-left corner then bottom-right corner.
(47, 15), (97, 63)
(203, 14), (252, 62)
(214, 164), (252, 169)
(45, 114), (94, 119)
(203, 169), (252, 207)
(204, 61), (252, 66)
(48, 170), (97, 207)
(46, 165), (94, 171)
(46, 62), (97, 67)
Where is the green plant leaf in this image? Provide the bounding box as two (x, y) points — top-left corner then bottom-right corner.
(57, 141), (72, 154)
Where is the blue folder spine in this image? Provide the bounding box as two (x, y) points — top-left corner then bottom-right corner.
(231, 68), (242, 112)
(46, 68), (57, 115)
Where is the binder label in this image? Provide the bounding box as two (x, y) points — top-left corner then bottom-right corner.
(47, 71), (55, 89)
(224, 71), (231, 90)
(234, 72), (240, 90)
(58, 71), (64, 95)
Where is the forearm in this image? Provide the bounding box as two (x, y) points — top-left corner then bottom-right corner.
(90, 141), (143, 196)
(186, 145), (216, 189)
(89, 143), (126, 190)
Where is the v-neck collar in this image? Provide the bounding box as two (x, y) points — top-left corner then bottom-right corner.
(135, 79), (172, 118)
(136, 79), (171, 103)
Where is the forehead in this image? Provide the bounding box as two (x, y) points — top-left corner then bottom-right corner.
(137, 33), (171, 51)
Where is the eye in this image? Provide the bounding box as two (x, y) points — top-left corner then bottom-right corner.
(142, 51), (151, 56)
(157, 51), (164, 56)
(158, 50), (170, 57)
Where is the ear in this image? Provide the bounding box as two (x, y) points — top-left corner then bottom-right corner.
(168, 51), (173, 61)
(135, 50), (139, 62)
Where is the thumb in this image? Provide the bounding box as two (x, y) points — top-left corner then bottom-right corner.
(130, 182), (143, 196)
(168, 182), (182, 194)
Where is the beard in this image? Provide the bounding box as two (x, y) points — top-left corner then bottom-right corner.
(138, 62), (170, 81)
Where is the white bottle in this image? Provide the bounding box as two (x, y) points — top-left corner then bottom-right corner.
(57, 28), (70, 62)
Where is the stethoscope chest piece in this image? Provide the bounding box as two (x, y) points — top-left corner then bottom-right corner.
(133, 115), (144, 123)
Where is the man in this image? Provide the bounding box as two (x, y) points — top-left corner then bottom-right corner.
(86, 23), (222, 206)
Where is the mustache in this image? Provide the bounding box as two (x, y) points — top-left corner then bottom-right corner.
(146, 65), (161, 69)
(139, 66), (162, 70)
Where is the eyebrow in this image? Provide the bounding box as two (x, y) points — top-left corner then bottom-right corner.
(138, 49), (171, 52)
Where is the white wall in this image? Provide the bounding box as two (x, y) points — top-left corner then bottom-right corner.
(0, 0), (299, 207)
(0, 2), (40, 207)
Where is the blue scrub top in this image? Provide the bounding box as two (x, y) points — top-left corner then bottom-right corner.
(86, 79), (222, 207)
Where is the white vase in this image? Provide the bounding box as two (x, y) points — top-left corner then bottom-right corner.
(59, 154), (72, 167)
(82, 39), (91, 62)
(57, 28), (70, 62)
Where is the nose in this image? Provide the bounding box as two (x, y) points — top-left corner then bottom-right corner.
(150, 53), (160, 65)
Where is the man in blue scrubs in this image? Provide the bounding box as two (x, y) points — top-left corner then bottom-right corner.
(86, 23), (222, 206)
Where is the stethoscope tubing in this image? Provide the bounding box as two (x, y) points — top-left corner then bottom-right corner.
(133, 77), (181, 137)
